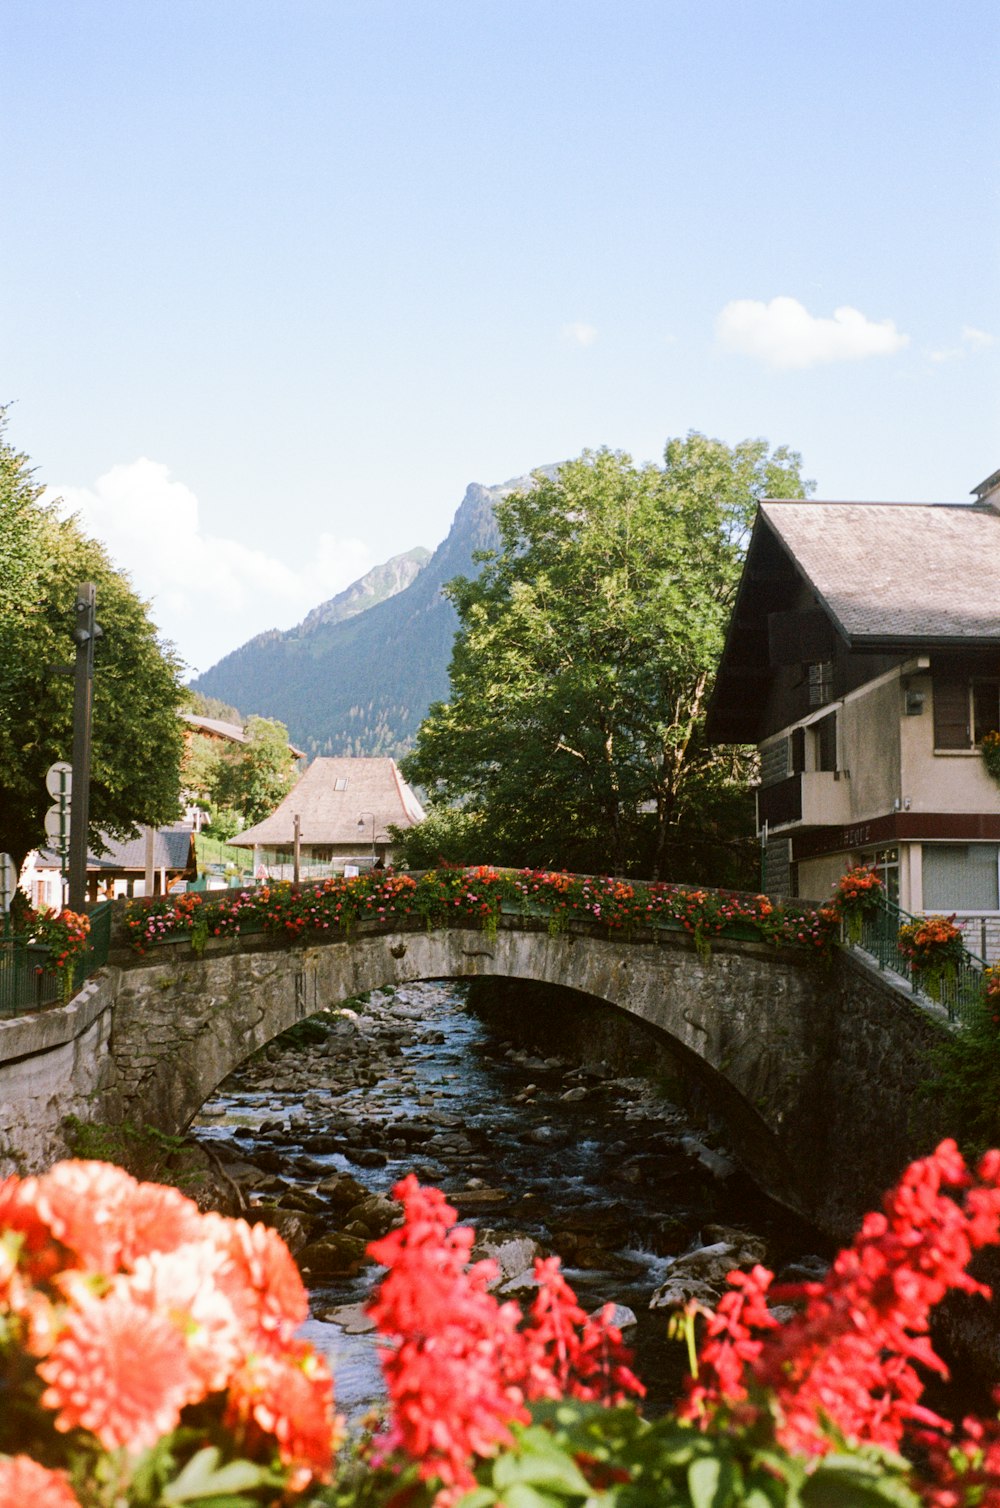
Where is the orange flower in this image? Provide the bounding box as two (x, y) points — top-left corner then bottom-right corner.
(124, 1241), (244, 1393)
(29, 1162), (203, 1275)
(38, 1288), (198, 1452)
(202, 1215), (309, 1349)
(0, 1456), (81, 1508)
(224, 1342), (338, 1488)
(0, 1175), (63, 1290)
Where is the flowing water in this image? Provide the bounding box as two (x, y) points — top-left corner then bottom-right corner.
(192, 979), (827, 1420)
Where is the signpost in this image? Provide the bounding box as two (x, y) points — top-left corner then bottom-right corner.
(68, 585), (100, 912)
(44, 761), (73, 906)
(0, 853), (15, 915)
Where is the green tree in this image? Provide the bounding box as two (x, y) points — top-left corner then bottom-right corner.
(0, 413), (186, 872)
(403, 434), (811, 882)
(208, 716), (297, 828)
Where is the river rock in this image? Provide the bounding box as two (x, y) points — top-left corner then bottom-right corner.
(648, 1231), (768, 1310)
(681, 1136), (737, 1180)
(250, 1204), (317, 1255)
(344, 1194), (401, 1239)
(471, 1230), (545, 1287)
(526, 1125), (570, 1148)
(593, 1303), (638, 1330)
(316, 1173), (370, 1211)
(317, 1302), (377, 1334)
(298, 1232), (372, 1279)
(349, 1148), (389, 1168)
(447, 1187), (508, 1208)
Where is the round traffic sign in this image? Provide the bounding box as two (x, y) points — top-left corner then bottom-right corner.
(44, 804), (70, 851)
(45, 761), (73, 798)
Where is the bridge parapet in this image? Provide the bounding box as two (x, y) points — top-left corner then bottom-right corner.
(0, 876), (954, 1238)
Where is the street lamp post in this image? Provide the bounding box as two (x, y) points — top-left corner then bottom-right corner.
(356, 812), (376, 865)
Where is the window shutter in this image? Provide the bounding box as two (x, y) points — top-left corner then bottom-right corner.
(815, 712), (837, 772)
(933, 679), (970, 749)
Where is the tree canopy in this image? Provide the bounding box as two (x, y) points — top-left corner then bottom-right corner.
(204, 716), (297, 830)
(401, 433), (811, 883)
(0, 411), (186, 871)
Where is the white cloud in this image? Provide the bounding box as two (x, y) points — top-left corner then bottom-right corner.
(928, 325), (995, 363)
(961, 325), (994, 350)
(48, 459), (373, 675)
(561, 321), (598, 347)
(715, 296), (910, 370)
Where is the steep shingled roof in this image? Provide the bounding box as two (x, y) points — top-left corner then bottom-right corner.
(230, 757), (424, 848)
(760, 501), (1000, 643)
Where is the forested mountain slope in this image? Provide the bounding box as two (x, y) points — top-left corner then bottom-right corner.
(190, 477), (526, 756)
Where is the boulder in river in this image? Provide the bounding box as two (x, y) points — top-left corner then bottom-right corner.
(648, 1230), (768, 1310)
(298, 1232), (372, 1279)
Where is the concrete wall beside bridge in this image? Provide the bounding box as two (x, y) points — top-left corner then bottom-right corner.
(0, 917), (950, 1238)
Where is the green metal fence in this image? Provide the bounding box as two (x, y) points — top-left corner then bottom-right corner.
(0, 936), (60, 1015)
(855, 895), (987, 1025)
(0, 900), (114, 1018)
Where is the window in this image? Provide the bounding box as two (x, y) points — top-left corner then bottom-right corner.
(933, 677), (1000, 750)
(334, 777), (349, 791)
(923, 844), (1000, 912)
(808, 660), (833, 708)
(973, 681), (1000, 746)
(790, 726), (806, 774)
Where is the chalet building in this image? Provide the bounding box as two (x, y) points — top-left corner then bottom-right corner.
(230, 757), (425, 876)
(181, 712), (306, 762)
(706, 469), (1000, 961)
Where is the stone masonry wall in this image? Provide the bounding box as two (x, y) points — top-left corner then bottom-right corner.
(0, 919), (959, 1242)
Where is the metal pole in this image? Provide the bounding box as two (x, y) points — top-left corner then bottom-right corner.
(293, 814), (301, 883)
(67, 584), (97, 913)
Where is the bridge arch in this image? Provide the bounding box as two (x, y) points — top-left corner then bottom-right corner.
(0, 917), (948, 1237)
(105, 922), (830, 1211)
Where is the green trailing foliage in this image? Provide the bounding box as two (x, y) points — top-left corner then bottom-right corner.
(62, 1117), (193, 1186)
(923, 968), (1000, 1156)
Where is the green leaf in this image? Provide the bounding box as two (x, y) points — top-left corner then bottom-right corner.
(801, 1454), (922, 1508)
(501, 1486), (576, 1508)
(687, 1454), (733, 1508)
(161, 1445), (282, 1503)
(492, 1426), (593, 1496)
(455, 1490), (501, 1508)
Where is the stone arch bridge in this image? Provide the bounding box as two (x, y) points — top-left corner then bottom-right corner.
(0, 913), (949, 1237)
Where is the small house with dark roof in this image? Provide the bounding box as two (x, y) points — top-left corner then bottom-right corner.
(230, 757), (425, 875)
(706, 471), (1000, 959)
(21, 825), (197, 909)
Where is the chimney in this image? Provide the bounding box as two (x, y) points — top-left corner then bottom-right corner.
(971, 468), (1000, 512)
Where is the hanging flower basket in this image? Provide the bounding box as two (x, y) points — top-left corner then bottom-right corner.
(897, 914), (966, 1001)
(832, 865), (884, 943)
(981, 729), (1000, 787)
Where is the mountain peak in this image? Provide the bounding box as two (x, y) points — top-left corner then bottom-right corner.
(190, 474), (514, 758)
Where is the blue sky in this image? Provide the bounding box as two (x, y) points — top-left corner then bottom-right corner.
(4, 0), (998, 674)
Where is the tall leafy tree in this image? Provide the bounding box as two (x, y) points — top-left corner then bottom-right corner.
(208, 716), (297, 828)
(403, 433), (811, 882)
(0, 412), (186, 871)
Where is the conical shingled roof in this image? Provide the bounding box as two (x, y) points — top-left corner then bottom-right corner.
(229, 758), (424, 848)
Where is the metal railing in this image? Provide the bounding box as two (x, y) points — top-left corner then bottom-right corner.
(854, 894), (987, 1025)
(0, 936), (60, 1015)
(0, 900), (114, 1018)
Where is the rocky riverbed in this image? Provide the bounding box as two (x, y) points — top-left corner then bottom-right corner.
(191, 979), (828, 1417)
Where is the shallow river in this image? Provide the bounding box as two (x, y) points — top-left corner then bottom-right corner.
(193, 980), (826, 1419)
